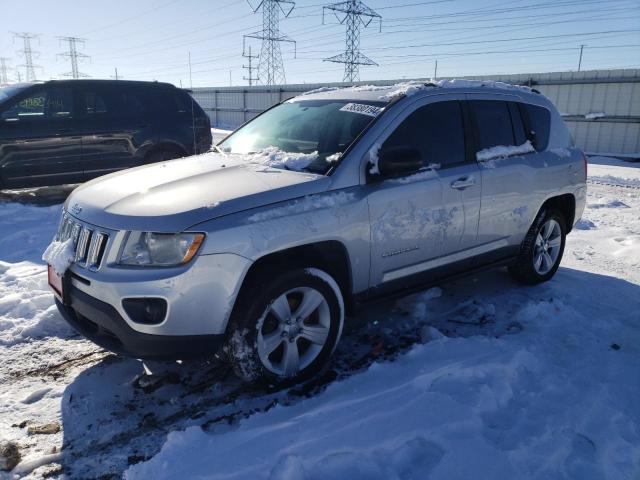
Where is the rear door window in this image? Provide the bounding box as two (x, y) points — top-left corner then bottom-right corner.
(470, 100), (515, 150)
(383, 101), (466, 168)
(508, 102), (527, 145)
(81, 87), (121, 118)
(522, 103), (551, 151)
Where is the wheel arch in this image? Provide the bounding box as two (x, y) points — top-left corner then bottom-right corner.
(540, 193), (576, 232)
(234, 240), (355, 317)
(143, 141), (189, 162)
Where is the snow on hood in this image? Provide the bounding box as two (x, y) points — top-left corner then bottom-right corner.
(66, 150), (330, 232)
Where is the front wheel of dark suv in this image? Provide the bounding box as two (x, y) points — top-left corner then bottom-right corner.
(224, 268), (345, 385)
(509, 208), (567, 285)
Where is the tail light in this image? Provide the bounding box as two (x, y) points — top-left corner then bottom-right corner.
(581, 150), (588, 180)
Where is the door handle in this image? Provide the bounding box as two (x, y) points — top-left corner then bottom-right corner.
(450, 176), (476, 190)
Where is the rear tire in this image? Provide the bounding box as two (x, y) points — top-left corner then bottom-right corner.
(225, 268), (344, 385)
(509, 208), (566, 285)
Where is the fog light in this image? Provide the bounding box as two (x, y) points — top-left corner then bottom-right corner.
(122, 298), (168, 325)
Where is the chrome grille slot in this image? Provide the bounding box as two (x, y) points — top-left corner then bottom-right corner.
(56, 212), (111, 271)
(86, 232), (108, 270)
(75, 228), (92, 263)
(59, 215), (73, 241)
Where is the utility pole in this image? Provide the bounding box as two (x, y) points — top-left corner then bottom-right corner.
(244, 0), (296, 85)
(0, 58), (10, 84)
(12, 32), (41, 81)
(57, 36), (90, 78)
(323, 0), (381, 83)
(188, 51), (193, 89)
(242, 46), (259, 86)
(434, 59), (438, 79)
(112, 67), (120, 80)
(578, 44), (585, 72)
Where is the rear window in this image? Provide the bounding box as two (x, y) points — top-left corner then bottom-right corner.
(523, 103), (551, 151)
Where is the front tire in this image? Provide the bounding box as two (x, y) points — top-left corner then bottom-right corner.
(509, 208), (566, 284)
(225, 268), (344, 385)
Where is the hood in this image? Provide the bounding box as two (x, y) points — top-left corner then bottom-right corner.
(66, 153), (330, 232)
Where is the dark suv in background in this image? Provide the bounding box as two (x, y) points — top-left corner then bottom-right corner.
(0, 80), (212, 189)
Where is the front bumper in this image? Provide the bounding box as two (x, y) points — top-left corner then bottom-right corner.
(56, 284), (224, 359)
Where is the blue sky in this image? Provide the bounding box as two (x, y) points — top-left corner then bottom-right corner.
(1, 0), (639, 87)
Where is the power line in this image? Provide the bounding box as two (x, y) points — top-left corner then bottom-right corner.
(57, 37), (90, 79)
(323, 0), (382, 82)
(12, 32), (41, 81)
(244, 0), (297, 85)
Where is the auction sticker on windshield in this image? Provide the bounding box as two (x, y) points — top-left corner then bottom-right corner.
(339, 103), (383, 117)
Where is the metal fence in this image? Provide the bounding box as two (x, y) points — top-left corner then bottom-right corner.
(191, 68), (640, 156)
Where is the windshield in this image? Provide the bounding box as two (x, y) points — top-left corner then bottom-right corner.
(219, 99), (385, 174)
(0, 84), (32, 102)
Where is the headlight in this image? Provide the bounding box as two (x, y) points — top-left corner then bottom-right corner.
(119, 232), (205, 267)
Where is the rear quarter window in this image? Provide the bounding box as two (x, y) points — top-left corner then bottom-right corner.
(523, 103), (551, 151)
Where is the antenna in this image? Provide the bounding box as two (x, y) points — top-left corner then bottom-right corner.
(242, 46), (259, 86)
(243, 0), (296, 85)
(57, 36), (90, 78)
(322, 0), (381, 83)
(12, 32), (41, 81)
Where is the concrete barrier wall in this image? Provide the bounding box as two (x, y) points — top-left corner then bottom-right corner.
(191, 68), (640, 156)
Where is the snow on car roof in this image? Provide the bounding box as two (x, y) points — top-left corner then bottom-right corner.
(294, 78), (537, 103)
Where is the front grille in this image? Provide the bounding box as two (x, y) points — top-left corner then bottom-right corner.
(57, 213), (111, 271)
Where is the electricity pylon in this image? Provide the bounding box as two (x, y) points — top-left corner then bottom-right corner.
(323, 0), (381, 82)
(57, 37), (90, 79)
(0, 57), (11, 84)
(12, 32), (41, 81)
(244, 0), (296, 85)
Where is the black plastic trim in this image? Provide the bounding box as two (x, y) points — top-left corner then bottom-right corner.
(55, 284), (223, 360)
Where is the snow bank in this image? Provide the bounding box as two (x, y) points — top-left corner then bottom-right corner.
(125, 287), (640, 480)
(247, 192), (355, 222)
(0, 261), (74, 346)
(477, 140), (535, 164)
(42, 238), (75, 276)
(0, 203), (62, 263)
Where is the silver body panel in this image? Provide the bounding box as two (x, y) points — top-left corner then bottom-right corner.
(59, 84), (586, 339)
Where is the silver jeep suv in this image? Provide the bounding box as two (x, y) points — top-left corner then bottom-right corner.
(48, 80), (587, 383)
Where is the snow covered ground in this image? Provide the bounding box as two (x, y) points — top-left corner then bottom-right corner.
(0, 157), (639, 479)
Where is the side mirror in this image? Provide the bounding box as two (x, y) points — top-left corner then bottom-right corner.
(376, 146), (423, 178)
